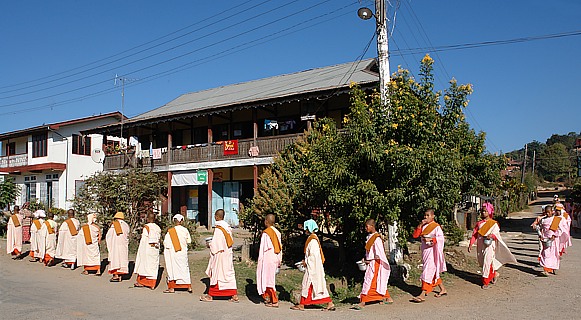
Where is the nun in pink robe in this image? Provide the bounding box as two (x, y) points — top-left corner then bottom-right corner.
(539, 214), (562, 275)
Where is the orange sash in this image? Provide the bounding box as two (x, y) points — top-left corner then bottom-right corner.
(563, 212), (569, 220)
(44, 220), (55, 234)
(144, 225), (150, 234)
(65, 219), (78, 236)
(10, 215), (21, 228)
(420, 222), (439, 236)
(33, 219), (42, 230)
(216, 225), (234, 248)
(263, 227), (281, 254)
(113, 220), (123, 235)
(550, 216), (562, 231)
(82, 225), (93, 245)
(478, 219), (497, 237)
(365, 233), (381, 252)
(168, 227), (182, 252)
(304, 234), (325, 264)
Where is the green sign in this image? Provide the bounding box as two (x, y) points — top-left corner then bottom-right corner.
(197, 170), (207, 183)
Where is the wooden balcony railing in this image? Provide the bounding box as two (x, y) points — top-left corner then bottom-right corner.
(103, 134), (301, 171)
(0, 154), (28, 168)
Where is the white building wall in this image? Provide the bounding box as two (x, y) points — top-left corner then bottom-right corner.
(9, 115), (121, 209)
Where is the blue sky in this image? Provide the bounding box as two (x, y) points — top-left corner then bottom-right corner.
(0, 0), (579, 153)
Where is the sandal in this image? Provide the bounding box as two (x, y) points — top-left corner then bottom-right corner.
(290, 305), (304, 311)
(81, 270), (89, 276)
(322, 307), (336, 312)
(266, 303), (279, 308)
(134, 283), (145, 288)
(434, 292), (448, 298)
(351, 305), (363, 311)
(109, 277), (121, 282)
(200, 295), (213, 302)
(187, 288), (193, 294)
(228, 298), (240, 303)
(380, 298), (394, 304)
(163, 289), (175, 294)
(410, 296), (425, 303)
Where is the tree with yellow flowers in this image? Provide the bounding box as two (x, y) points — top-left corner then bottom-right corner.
(241, 55), (505, 272)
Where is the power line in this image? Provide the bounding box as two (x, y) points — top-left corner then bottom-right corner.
(0, 3), (357, 117)
(0, 0), (303, 99)
(0, 0), (340, 107)
(0, 0), (268, 93)
(391, 30), (581, 56)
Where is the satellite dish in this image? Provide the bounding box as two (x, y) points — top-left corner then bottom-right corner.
(357, 7), (373, 20)
(91, 148), (105, 163)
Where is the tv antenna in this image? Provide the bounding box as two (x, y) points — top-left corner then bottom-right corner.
(114, 74), (138, 141)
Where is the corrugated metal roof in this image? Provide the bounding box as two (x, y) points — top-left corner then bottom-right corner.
(132, 58), (378, 122)
(0, 112), (124, 140)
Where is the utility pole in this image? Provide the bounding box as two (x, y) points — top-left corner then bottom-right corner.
(531, 150), (536, 176)
(521, 144), (528, 184)
(375, 0), (390, 107)
(374, 0), (399, 264)
(359, 1), (400, 267)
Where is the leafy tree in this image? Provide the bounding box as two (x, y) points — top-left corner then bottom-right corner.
(537, 142), (571, 181)
(0, 176), (20, 211)
(546, 132), (579, 148)
(242, 55), (504, 268)
(72, 168), (167, 241)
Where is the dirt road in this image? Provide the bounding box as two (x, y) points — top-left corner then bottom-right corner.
(1, 195), (580, 319)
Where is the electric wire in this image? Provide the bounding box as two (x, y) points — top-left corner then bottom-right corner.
(0, 0), (339, 107)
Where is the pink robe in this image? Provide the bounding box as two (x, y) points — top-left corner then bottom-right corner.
(6, 214), (23, 254)
(256, 226), (282, 295)
(360, 232), (390, 297)
(105, 220), (130, 274)
(558, 212), (572, 254)
(416, 223), (447, 284)
(205, 220), (237, 290)
(540, 216), (562, 270)
(470, 220), (516, 278)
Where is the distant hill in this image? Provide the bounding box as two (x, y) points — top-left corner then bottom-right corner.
(504, 131), (580, 182)
(505, 131), (580, 161)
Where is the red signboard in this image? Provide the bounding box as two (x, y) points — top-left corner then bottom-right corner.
(223, 140), (239, 155)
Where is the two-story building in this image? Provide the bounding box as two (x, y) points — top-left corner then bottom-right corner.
(88, 59), (379, 228)
(0, 112), (124, 209)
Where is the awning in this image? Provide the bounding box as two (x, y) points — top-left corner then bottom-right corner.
(171, 170), (207, 186)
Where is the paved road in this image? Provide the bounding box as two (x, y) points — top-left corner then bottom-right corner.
(1, 195), (580, 319)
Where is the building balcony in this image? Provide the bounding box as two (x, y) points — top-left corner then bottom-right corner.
(103, 134), (301, 171)
(0, 154), (28, 168)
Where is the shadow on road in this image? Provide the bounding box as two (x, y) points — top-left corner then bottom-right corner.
(391, 279), (422, 297)
(244, 279), (262, 304)
(517, 259), (539, 268)
(155, 266), (165, 289)
(511, 251), (538, 259)
(445, 263), (481, 286)
(505, 263), (540, 276)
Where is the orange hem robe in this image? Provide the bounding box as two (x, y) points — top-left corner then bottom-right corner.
(360, 261), (390, 303)
(300, 285), (332, 305)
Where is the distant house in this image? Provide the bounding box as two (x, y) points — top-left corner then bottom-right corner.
(501, 159), (522, 178)
(86, 59), (380, 228)
(0, 112), (124, 209)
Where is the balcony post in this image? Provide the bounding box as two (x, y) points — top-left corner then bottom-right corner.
(167, 171), (172, 214)
(207, 168), (213, 230)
